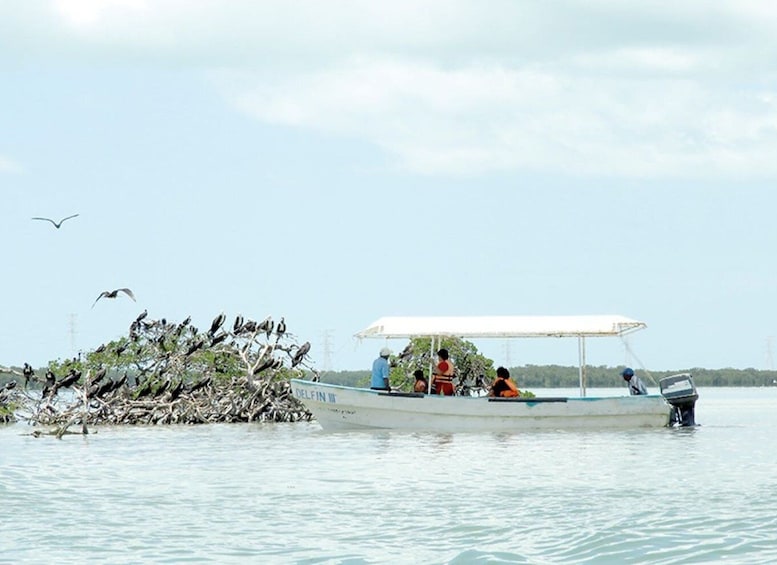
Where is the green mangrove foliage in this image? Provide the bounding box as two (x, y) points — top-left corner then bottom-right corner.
(385, 336), (498, 394)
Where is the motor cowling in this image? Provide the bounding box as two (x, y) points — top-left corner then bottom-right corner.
(659, 373), (698, 427)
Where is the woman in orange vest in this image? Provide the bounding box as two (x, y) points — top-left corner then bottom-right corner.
(432, 348), (456, 396)
(489, 366), (520, 398)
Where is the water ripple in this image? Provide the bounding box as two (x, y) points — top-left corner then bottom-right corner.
(2, 389), (777, 564)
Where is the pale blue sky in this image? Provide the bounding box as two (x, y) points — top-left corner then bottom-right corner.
(3, 1), (777, 373)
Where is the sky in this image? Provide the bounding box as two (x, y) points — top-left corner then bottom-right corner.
(2, 1), (777, 374)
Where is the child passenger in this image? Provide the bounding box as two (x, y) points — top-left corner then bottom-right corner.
(413, 369), (428, 393)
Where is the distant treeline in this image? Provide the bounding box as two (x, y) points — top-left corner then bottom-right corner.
(311, 365), (777, 388)
(4, 364), (777, 389)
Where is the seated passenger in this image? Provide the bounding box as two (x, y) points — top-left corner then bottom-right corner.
(413, 369), (428, 393)
(489, 366), (520, 398)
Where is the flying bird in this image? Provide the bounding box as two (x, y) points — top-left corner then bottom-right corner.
(31, 214), (79, 229)
(92, 288), (136, 308)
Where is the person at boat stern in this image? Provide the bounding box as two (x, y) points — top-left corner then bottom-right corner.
(371, 347), (392, 391)
(489, 366), (521, 398)
(432, 348), (456, 396)
(622, 367), (647, 395)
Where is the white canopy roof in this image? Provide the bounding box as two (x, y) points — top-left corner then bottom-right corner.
(354, 315), (646, 339)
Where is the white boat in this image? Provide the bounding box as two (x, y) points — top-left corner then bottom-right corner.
(291, 315), (692, 432)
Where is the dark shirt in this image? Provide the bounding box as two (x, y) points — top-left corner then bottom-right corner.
(491, 378), (511, 397)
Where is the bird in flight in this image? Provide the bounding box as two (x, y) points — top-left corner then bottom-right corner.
(31, 214), (80, 229)
(92, 288), (136, 308)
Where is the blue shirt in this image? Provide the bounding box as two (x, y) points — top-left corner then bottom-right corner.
(371, 356), (390, 389)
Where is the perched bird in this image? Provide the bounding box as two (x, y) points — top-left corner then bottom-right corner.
(208, 312), (226, 336)
(92, 288), (136, 308)
(291, 341), (311, 368)
(90, 367), (108, 387)
(31, 214), (79, 229)
(56, 369), (81, 391)
(168, 379), (184, 401)
(257, 316), (273, 338)
(210, 332), (228, 346)
(113, 374), (128, 391)
(90, 379), (115, 399)
(153, 379), (170, 398)
(186, 376), (211, 394)
(253, 358), (275, 375)
(275, 317), (287, 339)
(22, 363), (34, 388)
(133, 378), (154, 399)
(185, 339), (205, 357)
(42, 370), (56, 397)
(175, 316), (191, 335)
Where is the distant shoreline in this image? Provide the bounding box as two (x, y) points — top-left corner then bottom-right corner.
(4, 364), (777, 389)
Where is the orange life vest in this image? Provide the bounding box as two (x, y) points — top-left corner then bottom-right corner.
(500, 378), (520, 398)
(433, 360), (455, 384)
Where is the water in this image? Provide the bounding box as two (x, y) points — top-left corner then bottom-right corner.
(1, 387), (776, 564)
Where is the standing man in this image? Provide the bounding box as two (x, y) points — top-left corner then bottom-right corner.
(622, 367), (647, 395)
(371, 347), (392, 391)
(432, 348), (456, 396)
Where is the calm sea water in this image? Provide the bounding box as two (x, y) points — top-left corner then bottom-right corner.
(1, 387), (776, 564)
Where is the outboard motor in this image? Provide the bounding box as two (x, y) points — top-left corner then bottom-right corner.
(659, 373), (698, 427)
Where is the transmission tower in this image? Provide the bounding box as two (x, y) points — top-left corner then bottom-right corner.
(502, 339), (512, 368)
(321, 329), (333, 372)
(69, 313), (78, 355)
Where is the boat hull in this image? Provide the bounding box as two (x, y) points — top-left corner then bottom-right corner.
(290, 379), (671, 432)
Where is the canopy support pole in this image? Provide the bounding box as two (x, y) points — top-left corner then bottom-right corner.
(428, 337), (435, 394)
(578, 336), (587, 397)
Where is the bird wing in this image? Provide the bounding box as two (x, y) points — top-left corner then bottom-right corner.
(31, 217), (57, 226)
(60, 214), (80, 223)
(118, 288), (136, 301)
(91, 291), (109, 308)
